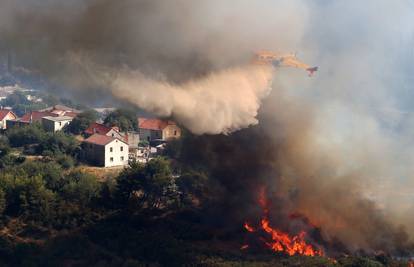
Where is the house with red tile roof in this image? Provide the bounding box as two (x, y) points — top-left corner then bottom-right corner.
(83, 134), (129, 167)
(0, 109), (17, 129)
(138, 118), (181, 141)
(6, 110), (66, 129)
(20, 111), (59, 123)
(84, 122), (141, 149)
(84, 122), (125, 140)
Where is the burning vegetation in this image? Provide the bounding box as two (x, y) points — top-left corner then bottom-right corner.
(243, 188), (324, 257)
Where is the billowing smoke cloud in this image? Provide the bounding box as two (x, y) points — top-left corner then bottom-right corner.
(2, 0), (414, 255)
(112, 65), (273, 134)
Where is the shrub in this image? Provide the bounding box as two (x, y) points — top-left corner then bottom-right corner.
(37, 131), (79, 156)
(68, 110), (99, 135)
(56, 155), (75, 169)
(6, 124), (46, 147)
(62, 171), (101, 207)
(104, 109), (138, 131)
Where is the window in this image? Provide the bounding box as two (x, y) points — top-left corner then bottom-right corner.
(110, 157), (114, 162)
(112, 133), (114, 137)
(120, 146), (123, 152)
(174, 130), (177, 135)
(110, 147), (113, 152)
(120, 156), (124, 161)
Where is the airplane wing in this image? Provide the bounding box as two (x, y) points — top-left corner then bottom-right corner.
(253, 51), (318, 76)
(280, 57), (318, 76)
(281, 57), (310, 69)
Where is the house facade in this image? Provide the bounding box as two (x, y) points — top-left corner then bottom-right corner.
(138, 118), (181, 142)
(83, 134), (129, 167)
(0, 109), (17, 130)
(42, 116), (73, 132)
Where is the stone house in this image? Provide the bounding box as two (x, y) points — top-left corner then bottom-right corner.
(138, 118), (181, 142)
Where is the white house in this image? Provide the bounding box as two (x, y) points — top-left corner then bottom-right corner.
(42, 116), (73, 132)
(83, 134), (129, 167)
(0, 109), (17, 130)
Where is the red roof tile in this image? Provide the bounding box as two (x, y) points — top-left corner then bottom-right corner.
(64, 111), (79, 118)
(0, 109), (16, 121)
(20, 111), (58, 123)
(138, 118), (176, 131)
(84, 133), (127, 146)
(83, 134), (115, 146)
(84, 123), (112, 135)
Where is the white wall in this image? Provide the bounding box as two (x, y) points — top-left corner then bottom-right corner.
(0, 113), (16, 129)
(53, 120), (71, 131)
(42, 118), (72, 132)
(104, 139), (129, 167)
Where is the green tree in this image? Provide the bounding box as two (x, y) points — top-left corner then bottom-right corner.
(68, 109), (99, 135)
(61, 171), (101, 207)
(116, 158), (179, 210)
(56, 154), (75, 169)
(37, 132), (79, 156)
(20, 175), (56, 222)
(104, 109), (137, 132)
(20, 161), (64, 192)
(6, 123), (46, 147)
(0, 136), (10, 158)
(0, 173), (56, 220)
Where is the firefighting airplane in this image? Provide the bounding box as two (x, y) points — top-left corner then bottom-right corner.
(253, 50), (318, 77)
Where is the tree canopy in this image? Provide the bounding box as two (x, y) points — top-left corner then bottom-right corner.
(117, 158), (179, 211)
(104, 109), (137, 132)
(67, 109), (99, 135)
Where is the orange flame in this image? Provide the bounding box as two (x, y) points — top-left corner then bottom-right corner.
(260, 217), (323, 256)
(244, 222), (255, 232)
(243, 187), (323, 256)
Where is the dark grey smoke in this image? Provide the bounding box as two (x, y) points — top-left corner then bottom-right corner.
(0, 0), (304, 82)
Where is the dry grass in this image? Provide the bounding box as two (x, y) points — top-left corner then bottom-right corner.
(76, 165), (125, 181)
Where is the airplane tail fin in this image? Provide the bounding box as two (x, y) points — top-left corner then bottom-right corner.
(306, 66), (318, 77)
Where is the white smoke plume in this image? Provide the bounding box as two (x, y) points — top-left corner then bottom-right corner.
(111, 65), (273, 134)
